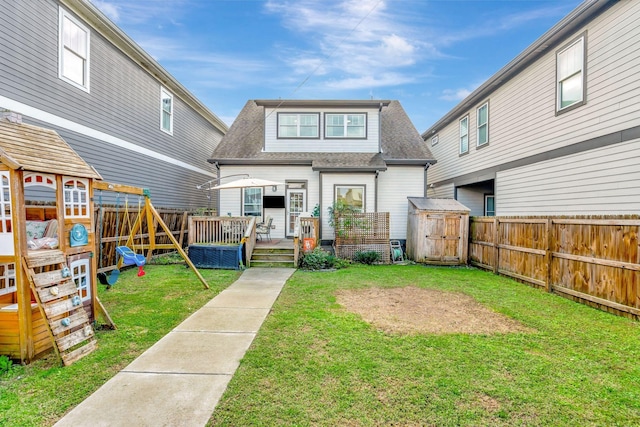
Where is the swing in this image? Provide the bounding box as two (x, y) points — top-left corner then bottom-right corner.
(115, 195), (146, 277)
(97, 191), (121, 287)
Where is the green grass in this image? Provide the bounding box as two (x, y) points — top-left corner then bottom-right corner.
(209, 265), (640, 427)
(0, 263), (240, 427)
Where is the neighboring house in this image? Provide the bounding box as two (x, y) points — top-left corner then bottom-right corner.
(0, 0), (227, 208)
(209, 100), (436, 242)
(422, 0), (639, 216)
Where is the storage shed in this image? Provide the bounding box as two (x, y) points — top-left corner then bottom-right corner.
(406, 198), (470, 265)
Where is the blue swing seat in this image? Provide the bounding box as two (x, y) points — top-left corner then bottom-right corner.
(116, 246), (146, 267)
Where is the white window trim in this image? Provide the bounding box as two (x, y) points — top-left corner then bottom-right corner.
(58, 7), (90, 92)
(324, 113), (367, 139)
(71, 258), (91, 302)
(476, 102), (489, 147)
(160, 87), (174, 135)
(556, 34), (586, 114)
(277, 113), (319, 139)
(242, 187), (263, 218)
(63, 177), (89, 218)
(431, 134), (438, 146)
(0, 263), (16, 296)
(459, 116), (469, 155)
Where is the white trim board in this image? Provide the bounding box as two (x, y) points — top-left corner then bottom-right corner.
(0, 95), (215, 178)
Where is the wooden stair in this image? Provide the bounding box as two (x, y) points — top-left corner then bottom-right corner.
(250, 246), (296, 268)
(22, 250), (97, 366)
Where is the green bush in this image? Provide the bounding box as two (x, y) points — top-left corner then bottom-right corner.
(0, 355), (14, 376)
(299, 247), (345, 270)
(353, 250), (381, 265)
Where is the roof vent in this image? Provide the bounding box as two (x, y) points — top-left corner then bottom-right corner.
(1, 110), (22, 124)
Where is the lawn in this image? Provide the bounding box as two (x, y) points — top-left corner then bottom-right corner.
(209, 265), (640, 426)
(1, 263), (639, 426)
(0, 262), (240, 427)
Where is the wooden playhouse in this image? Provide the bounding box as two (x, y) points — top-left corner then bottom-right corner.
(0, 117), (102, 365)
(406, 197), (470, 265)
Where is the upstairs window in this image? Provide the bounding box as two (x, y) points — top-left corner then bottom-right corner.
(325, 113), (366, 138)
(557, 35), (585, 113)
(459, 116), (469, 154)
(59, 8), (90, 91)
(477, 103), (489, 147)
(161, 87), (173, 134)
(278, 113), (319, 138)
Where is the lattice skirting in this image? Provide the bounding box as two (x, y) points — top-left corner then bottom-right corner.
(335, 244), (391, 264)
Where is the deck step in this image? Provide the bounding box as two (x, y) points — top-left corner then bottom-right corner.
(250, 247), (296, 268)
(251, 253), (295, 262)
(250, 259), (296, 268)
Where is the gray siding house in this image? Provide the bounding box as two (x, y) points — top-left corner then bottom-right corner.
(0, 0), (227, 208)
(210, 100), (436, 242)
(423, 0), (640, 216)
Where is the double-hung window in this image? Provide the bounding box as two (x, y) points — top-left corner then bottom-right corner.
(59, 8), (90, 91)
(476, 103), (489, 147)
(557, 35), (585, 113)
(325, 114), (366, 138)
(160, 87), (173, 134)
(459, 116), (469, 154)
(243, 188), (263, 217)
(278, 113), (319, 138)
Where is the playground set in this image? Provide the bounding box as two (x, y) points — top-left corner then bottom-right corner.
(0, 118), (207, 366)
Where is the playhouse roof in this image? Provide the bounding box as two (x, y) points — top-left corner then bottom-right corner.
(0, 119), (101, 179)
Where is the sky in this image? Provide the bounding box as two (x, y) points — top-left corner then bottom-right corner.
(91, 0), (583, 131)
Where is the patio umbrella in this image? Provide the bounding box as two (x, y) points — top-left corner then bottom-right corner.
(212, 177), (284, 190)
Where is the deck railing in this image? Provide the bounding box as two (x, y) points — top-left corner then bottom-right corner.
(243, 216), (257, 267)
(188, 216), (252, 245)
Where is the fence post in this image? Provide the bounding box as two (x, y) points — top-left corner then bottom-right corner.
(493, 217), (499, 274)
(545, 218), (553, 292)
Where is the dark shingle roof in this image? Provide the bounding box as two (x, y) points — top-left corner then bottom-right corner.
(209, 100), (436, 170)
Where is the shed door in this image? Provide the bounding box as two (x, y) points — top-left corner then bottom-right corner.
(424, 214), (462, 262)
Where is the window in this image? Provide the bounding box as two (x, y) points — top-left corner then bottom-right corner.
(459, 116), (469, 154)
(431, 134), (438, 146)
(477, 103), (489, 147)
(557, 35), (585, 112)
(278, 113), (319, 138)
(161, 87), (173, 134)
(0, 263), (16, 296)
(485, 195), (495, 216)
(71, 258), (91, 302)
(243, 187), (263, 217)
(325, 114), (366, 138)
(335, 185), (365, 212)
(59, 8), (90, 91)
(64, 178), (89, 218)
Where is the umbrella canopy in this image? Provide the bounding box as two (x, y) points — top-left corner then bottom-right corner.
(212, 177), (284, 190)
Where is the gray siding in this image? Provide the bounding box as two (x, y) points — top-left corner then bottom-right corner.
(0, 0), (224, 208)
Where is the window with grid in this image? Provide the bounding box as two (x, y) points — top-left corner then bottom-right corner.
(59, 8), (89, 91)
(71, 258), (91, 301)
(0, 263), (16, 296)
(325, 114), (366, 138)
(64, 178), (89, 218)
(278, 113), (319, 138)
(459, 116), (469, 154)
(557, 36), (585, 112)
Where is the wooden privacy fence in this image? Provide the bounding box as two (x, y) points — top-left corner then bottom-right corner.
(334, 212), (390, 263)
(470, 216), (640, 318)
(95, 206), (190, 272)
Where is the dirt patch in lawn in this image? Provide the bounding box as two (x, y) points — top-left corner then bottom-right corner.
(335, 286), (532, 335)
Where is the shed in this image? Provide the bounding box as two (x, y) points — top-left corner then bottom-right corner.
(406, 197), (470, 265)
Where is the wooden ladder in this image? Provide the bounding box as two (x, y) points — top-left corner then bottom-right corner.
(22, 250), (97, 366)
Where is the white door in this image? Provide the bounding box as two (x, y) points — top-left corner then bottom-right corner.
(286, 189), (306, 236)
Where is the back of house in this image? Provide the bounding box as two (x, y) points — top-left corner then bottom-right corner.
(423, 0), (640, 216)
(0, 0), (227, 209)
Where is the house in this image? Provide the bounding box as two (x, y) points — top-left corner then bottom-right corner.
(209, 100), (436, 243)
(0, 0), (227, 209)
(422, 0), (640, 216)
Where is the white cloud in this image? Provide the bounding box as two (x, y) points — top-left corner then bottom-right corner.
(440, 88), (473, 102)
(90, 0), (120, 22)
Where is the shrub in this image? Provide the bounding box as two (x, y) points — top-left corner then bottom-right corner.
(0, 355), (14, 376)
(353, 250), (381, 265)
(299, 247), (344, 270)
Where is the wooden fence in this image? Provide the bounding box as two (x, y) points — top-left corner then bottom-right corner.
(95, 206), (190, 272)
(334, 212), (390, 263)
(470, 216), (640, 319)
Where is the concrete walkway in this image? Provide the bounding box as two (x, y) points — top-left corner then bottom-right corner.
(54, 268), (295, 427)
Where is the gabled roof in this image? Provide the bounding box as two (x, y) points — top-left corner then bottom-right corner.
(0, 119), (101, 179)
(209, 100), (436, 171)
(422, 0), (617, 138)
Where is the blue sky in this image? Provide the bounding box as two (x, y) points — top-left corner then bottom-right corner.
(92, 0), (583, 131)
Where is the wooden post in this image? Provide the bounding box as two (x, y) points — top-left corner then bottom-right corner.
(545, 218), (553, 292)
(493, 217), (499, 274)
